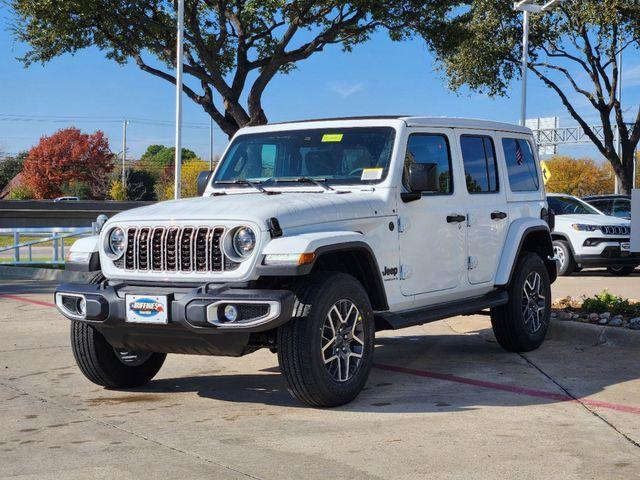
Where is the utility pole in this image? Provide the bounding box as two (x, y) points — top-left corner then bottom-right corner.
(514, 1), (565, 126)
(122, 119), (128, 190)
(173, 0), (185, 200)
(209, 116), (215, 170)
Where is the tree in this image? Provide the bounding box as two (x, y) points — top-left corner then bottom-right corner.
(22, 128), (113, 199)
(421, 0), (640, 194)
(139, 146), (197, 171)
(12, 1), (447, 138)
(156, 158), (209, 200)
(0, 151), (27, 191)
(544, 155), (614, 196)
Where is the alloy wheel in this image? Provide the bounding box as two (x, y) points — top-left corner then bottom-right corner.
(521, 271), (547, 334)
(320, 299), (365, 382)
(553, 245), (565, 270)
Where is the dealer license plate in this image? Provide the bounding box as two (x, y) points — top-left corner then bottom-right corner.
(621, 242), (631, 252)
(126, 295), (169, 324)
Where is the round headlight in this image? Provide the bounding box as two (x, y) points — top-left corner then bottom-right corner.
(107, 227), (127, 259)
(232, 227), (256, 258)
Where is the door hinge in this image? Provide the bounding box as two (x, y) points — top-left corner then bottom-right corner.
(398, 217), (409, 233)
(468, 256), (478, 270)
(399, 265), (413, 280)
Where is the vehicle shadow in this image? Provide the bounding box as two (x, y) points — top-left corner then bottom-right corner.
(136, 327), (640, 413)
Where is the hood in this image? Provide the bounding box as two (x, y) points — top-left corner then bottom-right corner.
(555, 213), (630, 226)
(108, 191), (384, 230)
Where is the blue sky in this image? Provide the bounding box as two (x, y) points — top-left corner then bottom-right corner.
(1, 8), (639, 161)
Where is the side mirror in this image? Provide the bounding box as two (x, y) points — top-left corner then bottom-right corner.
(401, 163), (438, 203)
(197, 170), (214, 196)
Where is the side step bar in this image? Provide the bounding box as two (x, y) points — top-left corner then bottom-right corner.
(376, 290), (509, 330)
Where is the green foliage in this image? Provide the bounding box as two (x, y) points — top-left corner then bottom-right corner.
(127, 168), (158, 201)
(60, 179), (93, 199)
(0, 151), (27, 191)
(8, 185), (34, 200)
(582, 290), (640, 316)
(139, 146), (197, 171)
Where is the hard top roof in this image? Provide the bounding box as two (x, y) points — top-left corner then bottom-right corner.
(261, 116), (531, 134)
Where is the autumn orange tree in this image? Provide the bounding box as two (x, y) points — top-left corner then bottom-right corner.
(544, 156), (614, 197)
(23, 128), (113, 199)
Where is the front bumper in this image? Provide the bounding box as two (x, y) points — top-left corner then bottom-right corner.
(574, 246), (640, 267)
(55, 281), (295, 356)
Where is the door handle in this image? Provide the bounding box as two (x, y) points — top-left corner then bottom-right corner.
(446, 214), (466, 223)
(491, 211), (508, 220)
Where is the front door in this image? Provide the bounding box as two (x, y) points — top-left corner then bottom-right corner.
(399, 129), (467, 296)
(457, 132), (508, 284)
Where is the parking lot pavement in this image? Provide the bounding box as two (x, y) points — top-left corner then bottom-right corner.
(552, 269), (640, 300)
(1, 277), (639, 480)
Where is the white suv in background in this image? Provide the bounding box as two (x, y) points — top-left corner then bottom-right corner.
(548, 193), (638, 276)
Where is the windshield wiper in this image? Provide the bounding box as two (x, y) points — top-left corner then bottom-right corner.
(272, 177), (334, 191)
(213, 179), (270, 194)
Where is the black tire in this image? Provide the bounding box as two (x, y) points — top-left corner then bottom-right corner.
(70, 273), (166, 388)
(490, 252), (551, 352)
(552, 240), (576, 276)
(607, 266), (637, 276)
(277, 272), (375, 407)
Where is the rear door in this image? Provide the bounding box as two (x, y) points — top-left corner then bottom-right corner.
(456, 132), (508, 285)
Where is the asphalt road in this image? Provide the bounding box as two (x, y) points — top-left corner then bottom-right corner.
(0, 275), (639, 479)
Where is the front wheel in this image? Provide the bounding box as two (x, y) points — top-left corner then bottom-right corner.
(552, 240), (575, 276)
(491, 252), (551, 352)
(71, 321), (166, 388)
(607, 266), (637, 276)
(277, 272), (375, 407)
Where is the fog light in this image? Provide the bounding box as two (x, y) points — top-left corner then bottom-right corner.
(77, 297), (86, 317)
(223, 305), (238, 322)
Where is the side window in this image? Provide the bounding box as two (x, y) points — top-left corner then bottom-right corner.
(613, 199), (631, 218)
(591, 199), (612, 215)
(404, 134), (453, 194)
(460, 135), (499, 193)
(502, 138), (540, 192)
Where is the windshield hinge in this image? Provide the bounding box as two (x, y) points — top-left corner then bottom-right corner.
(267, 217), (283, 238)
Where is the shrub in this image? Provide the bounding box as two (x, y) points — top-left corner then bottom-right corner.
(581, 290), (640, 316)
(8, 185), (35, 200)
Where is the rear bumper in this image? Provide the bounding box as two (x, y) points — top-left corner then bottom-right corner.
(55, 281), (295, 356)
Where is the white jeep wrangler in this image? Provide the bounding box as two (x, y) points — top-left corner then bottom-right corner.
(56, 116), (556, 407)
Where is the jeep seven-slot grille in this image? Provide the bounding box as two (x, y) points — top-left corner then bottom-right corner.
(122, 226), (227, 273)
(600, 225), (630, 236)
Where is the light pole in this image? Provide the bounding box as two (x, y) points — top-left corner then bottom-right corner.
(514, 1), (565, 126)
(121, 119), (128, 190)
(174, 0), (185, 200)
(615, 50), (623, 194)
(209, 116), (215, 170)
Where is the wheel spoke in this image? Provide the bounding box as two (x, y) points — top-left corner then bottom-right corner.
(321, 299), (365, 383)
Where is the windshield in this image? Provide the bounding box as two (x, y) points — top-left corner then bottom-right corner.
(548, 196), (601, 215)
(212, 127), (396, 187)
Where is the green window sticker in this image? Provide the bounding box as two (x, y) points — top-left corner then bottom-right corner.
(322, 133), (343, 143)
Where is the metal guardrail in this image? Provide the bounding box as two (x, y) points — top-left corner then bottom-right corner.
(0, 225), (98, 266)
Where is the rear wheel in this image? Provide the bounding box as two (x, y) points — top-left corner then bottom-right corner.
(552, 240), (575, 276)
(70, 273), (166, 388)
(607, 266), (637, 276)
(491, 253), (551, 352)
(277, 272), (375, 407)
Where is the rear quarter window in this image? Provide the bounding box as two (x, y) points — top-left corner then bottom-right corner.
(502, 138), (540, 192)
